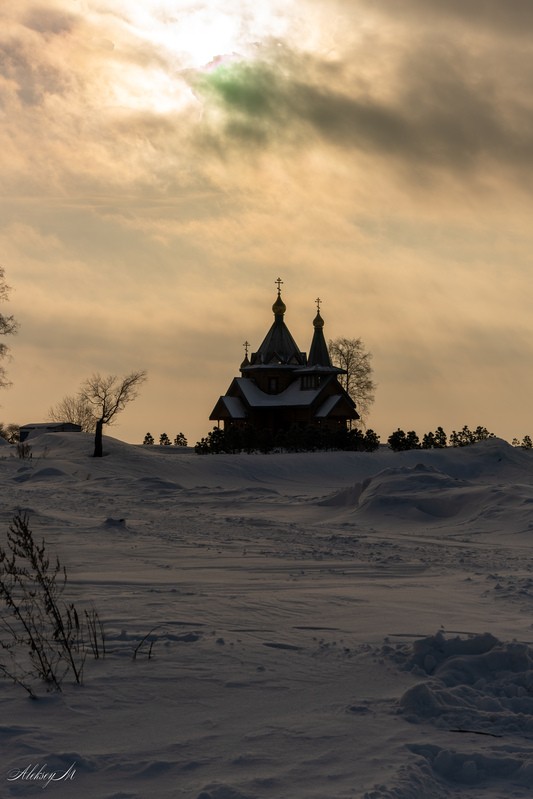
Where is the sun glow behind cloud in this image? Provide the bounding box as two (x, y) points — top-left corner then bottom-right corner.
(94, 0), (301, 115)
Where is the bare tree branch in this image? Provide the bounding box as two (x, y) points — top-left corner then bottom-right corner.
(48, 395), (97, 433)
(79, 371), (147, 457)
(329, 337), (376, 425)
(0, 266), (18, 389)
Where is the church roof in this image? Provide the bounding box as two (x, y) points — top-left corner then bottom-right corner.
(304, 304), (344, 375)
(315, 395), (344, 417)
(210, 376), (359, 421)
(235, 376), (324, 407)
(246, 285), (306, 369)
(210, 395), (247, 420)
(308, 310), (331, 367)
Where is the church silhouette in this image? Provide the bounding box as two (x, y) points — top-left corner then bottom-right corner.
(210, 279), (359, 435)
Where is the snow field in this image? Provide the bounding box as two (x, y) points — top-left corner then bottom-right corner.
(1, 434), (533, 797)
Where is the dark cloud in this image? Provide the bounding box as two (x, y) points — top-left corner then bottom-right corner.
(359, 0), (533, 36)
(0, 35), (72, 106)
(192, 31), (533, 184)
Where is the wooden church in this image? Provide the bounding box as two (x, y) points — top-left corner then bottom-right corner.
(209, 280), (359, 434)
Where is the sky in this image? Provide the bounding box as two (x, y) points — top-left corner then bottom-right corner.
(2, 0), (533, 446)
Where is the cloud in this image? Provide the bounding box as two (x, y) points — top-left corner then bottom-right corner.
(3, 0), (533, 202)
(3, 0), (530, 207)
(0, 24), (73, 107)
(193, 14), (533, 194)
(0, 4), (204, 199)
(23, 5), (77, 36)
(191, 35), (533, 191)
(359, 0), (533, 36)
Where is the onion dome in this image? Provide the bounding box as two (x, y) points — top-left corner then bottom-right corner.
(272, 293), (286, 317)
(313, 310), (324, 329)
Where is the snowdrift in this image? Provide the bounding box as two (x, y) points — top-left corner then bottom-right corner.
(319, 442), (533, 535)
(364, 632), (533, 794)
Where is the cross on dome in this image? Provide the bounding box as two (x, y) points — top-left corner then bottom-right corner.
(275, 277), (283, 295)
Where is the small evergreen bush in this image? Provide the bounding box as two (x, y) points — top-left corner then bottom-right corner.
(195, 425), (380, 454)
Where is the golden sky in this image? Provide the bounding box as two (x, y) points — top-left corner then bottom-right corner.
(2, 0), (533, 445)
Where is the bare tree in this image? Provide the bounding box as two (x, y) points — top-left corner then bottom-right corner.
(80, 371), (147, 457)
(0, 423), (20, 443)
(48, 395), (97, 433)
(328, 337), (376, 425)
(0, 267), (18, 388)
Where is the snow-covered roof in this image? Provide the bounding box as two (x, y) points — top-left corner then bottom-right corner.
(20, 422), (82, 433)
(314, 395), (343, 417)
(219, 396), (247, 419)
(21, 423), (62, 430)
(235, 377), (322, 408)
(295, 365), (343, 375)
(19, 422), (82, 441)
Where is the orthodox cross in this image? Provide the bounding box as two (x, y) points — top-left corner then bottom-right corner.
(243, 340), (250, 357)
(315, 297), (322, 313)
(275, 277), (283, 295)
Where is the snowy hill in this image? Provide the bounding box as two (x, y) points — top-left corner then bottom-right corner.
(2, 433), (533, 798)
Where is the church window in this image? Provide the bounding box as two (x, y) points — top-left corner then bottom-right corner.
(301, 375), (320, 390)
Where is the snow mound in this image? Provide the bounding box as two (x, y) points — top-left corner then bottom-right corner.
(365, 741), (533, 796)
(318, 482), (365, 507)
(385, 632), (533, 735)
(320, 464), (483, 520)
(370, 633), (533, 795)
(320, 461), (533, 530)
(12, 465), (70, 483)
(136, 476), (183, 491)
(408, 743), (533, 786)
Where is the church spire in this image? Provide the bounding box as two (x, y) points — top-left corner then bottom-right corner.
(244, 279), (306, 368)
(308, 297), (332, 367)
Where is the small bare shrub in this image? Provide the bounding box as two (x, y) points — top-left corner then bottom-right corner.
(133, 626), (158, 660)
(15, 442), (32, 459)
(85, 608), (105, 660)
(0, 514), (104, 696)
